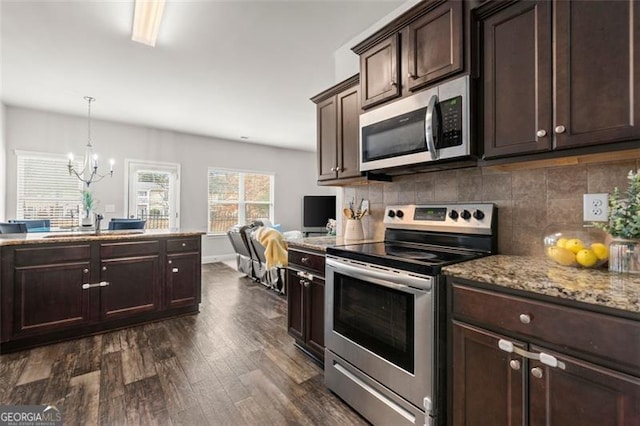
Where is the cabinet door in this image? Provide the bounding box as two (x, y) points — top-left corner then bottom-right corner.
(360, 34), (400, 109)
(305, 276), (325, 361)
(287, 269), (304, 341)
(100, 256), (161, 320)
(481, 0), (552, 159)
(452, 321), (526, 426)
(316, 96), (338, 181)
(14, 262), (92, 336)
(166, 253), (200, 309)
(407, 1), (463, 91)
(554, 0), (640, 149)
(528, 347), (640, 426)
(337, 84), (361, 179)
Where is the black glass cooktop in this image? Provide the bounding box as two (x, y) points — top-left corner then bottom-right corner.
(327, 241), (484, 276)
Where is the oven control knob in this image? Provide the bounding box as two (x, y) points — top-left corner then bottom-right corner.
(461, 209), (471, 220)
(387, 210), (396, 218)
(449, 210), (459, 220)
(396, 210), (404, 218)
(473, 209), (485, 220)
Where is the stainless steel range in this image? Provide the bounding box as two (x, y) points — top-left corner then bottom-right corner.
(325, 203), (497, 426)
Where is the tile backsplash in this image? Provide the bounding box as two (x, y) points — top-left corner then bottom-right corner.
(343, 159), (640, 256)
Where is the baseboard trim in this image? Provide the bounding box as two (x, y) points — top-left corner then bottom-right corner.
(202, 254), (235, 264)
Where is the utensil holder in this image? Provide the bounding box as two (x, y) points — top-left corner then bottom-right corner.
(344, 219), (364, 241)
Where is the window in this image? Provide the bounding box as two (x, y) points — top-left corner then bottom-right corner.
(207, 169), (274, 234)
(16, 151), (83, 227)
(126, 160), (180, 230)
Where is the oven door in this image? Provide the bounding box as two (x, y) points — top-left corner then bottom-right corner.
(325, 256), (435, 410)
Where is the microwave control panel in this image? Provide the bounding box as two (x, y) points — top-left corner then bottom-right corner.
(439, 96), (463, 148)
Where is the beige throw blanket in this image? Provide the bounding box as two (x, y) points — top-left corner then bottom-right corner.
(255, 227), (288, 268)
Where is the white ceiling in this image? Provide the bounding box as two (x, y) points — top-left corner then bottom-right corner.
(1, 0), (404, 152)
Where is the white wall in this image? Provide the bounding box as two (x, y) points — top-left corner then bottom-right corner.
(4, 106), (332, 260)
(0, 104), (6, 221)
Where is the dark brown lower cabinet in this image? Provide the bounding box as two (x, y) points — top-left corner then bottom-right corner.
(166, 252), (201, 309)
(452, 322), (525, 426)
(450, 280), (640, 426)
(0, 235), (202, 352)
(100, 255), (161, 320)
(287, 247), (325, 363)
(14, 261), (92, 337)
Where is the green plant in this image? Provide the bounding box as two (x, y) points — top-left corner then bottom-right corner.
(81, 189), (94, 213)
(594, 169), (640, 239)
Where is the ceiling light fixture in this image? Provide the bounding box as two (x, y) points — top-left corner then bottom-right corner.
(67, 97), (114, 188)
(131, 0), (166, 47)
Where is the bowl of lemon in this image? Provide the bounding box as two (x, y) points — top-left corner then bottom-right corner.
(543, 226), (609, 269)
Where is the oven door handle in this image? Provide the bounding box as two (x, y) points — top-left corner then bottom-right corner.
(326, 258), (433, 293)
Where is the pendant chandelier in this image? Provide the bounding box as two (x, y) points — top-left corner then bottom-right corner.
(67, 96), (114, 187)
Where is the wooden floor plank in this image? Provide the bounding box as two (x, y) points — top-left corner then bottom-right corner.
(99, 351), (125, 401)
(0, 353), (29, 404)
(154, 357), (197, 414)
(98, 395), (126, 426)
(72, 335), (103, 376)
(15, 344), (60, 385)
(6, 378), (48, 406)
(64, 371), (101, 426)
(121, 344), (157, 385)
(40, 353), (77, 406)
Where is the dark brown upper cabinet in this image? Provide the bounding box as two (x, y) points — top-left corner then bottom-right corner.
(311, 75), (362, 184)
(479, 0), (639, 160)
(360, 34), (400, 109)
(406, 1), (463, 92)
(354, 0), (464, 110)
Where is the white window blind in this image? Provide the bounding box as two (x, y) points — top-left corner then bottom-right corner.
(207, 168), (274, 234)
(16, 151), (83, 227)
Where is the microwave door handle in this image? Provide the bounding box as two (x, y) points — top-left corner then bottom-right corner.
(425, 94), (439, 160)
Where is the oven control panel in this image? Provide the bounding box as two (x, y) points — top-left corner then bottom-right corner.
(384, 203), (495, 235)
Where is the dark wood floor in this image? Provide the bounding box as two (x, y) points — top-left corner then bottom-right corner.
(0, 262), (367, 425)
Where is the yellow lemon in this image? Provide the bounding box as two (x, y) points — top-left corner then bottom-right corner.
(546, 246), (577, 266)
(576, 249), (598, 268)
(556, 237), (569, 248)
(590, 243), (609, 260)
(564, 238), (585, 254)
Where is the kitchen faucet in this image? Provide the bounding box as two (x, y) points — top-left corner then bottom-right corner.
(94, 213), (104, 234)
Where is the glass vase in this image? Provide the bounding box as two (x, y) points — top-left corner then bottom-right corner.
(608, 239), (640, 274)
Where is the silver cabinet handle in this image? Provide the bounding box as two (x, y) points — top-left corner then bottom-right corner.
(296, 270), (314, 281)
(390, 80), (397, 87)
(301, 257), (309, 264)
(555, 125), (566, 134)
(168, 260), (172, 264)
(83, 269), (89, 274)
(408, 72), (415, 79)
(172, 268), (179, 273)
(301, 279), (310, 288)
(425, 94), (439, 160)
(536, 129), (547, 137)
(519, 314), (531, 324)
(336, 167), (343, 172)
(82, 281), (109, 290)
(531, 367), (543, 379)
(509, 360), (521, 370)
(182, 242), (186, 247)
(102, 266), (107, 271)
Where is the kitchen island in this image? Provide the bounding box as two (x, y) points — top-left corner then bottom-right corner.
(0, 230), (204, 352)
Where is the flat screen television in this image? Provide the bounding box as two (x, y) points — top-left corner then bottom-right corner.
(302, 195), (336, 234)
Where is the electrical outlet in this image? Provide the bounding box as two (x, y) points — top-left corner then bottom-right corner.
(583, 193), (609, 222)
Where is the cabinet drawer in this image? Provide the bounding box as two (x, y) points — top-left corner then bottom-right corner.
(288, 249), (325, 276)
(100, 240), (160, 258)
(451, 283), (640, 372)
(167, 238), (200, 253)
(14, 244), (91, 267)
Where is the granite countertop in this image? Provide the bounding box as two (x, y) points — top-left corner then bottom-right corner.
(0, 229), (206, 246)
(286, 236), (380, 252)
(443, 255), (640, 314)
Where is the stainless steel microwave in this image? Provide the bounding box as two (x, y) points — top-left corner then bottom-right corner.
(359, 75), (470, 172)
